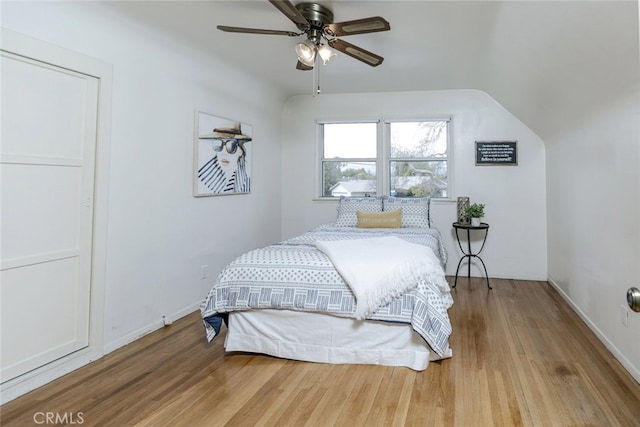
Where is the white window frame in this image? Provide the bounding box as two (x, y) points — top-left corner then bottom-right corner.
(317, 120), (380, 198)
(317, 117), (453, 199)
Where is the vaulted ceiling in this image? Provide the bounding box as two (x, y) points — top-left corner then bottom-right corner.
(104, 0), (639, 138)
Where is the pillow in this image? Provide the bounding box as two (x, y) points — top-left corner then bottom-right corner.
(335, 196), (383, 227)
(356, 209), (402, 228)
(383, 196), (431, 228)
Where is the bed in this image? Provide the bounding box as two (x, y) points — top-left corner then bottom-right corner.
(200, 196), (453, 370)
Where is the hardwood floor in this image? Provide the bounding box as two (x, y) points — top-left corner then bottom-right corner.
(2, 278), (640, 426)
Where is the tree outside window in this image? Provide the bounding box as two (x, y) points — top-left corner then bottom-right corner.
(389, 121), (448, 198)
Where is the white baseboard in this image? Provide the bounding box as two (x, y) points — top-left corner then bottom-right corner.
(1, 350), (103, 405)
(104, 302), (200, 354)
(547, 277), (640, 384)
(1, 302), (200, 404)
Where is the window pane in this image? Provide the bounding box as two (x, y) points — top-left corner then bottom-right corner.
(390, 121), (447, 158)
(323, 161), (376, 197)
(323, 123), (377, 158)
(390, 160), (447, 198)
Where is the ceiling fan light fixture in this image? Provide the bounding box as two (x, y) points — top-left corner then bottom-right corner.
(295, 40), (316, 67)
(317, 44), (336, 65)
(218, 0), (391, 74)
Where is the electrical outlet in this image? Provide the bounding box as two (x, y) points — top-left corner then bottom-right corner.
(200, 265), (209, 280)
(620, 304), (628, 327)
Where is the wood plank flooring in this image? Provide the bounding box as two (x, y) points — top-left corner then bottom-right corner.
(2, 278), (640, 426)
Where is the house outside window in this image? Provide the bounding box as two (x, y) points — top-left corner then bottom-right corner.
(320, 119), (450, 198)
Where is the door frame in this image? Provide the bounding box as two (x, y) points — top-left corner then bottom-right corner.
(0, 28), (112, 404)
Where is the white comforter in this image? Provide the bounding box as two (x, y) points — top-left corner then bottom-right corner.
(315, 236), (448, 319)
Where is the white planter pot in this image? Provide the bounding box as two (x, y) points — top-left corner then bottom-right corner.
(471, 217), (481, 227)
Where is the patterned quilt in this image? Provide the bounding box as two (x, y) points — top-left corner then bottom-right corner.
(200, 224), (453, 357)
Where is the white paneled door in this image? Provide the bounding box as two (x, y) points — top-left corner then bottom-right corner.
(1, 51), (98, 382)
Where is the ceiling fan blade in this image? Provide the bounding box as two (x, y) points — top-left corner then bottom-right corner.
(296, 60), (313, 71)
(268, 0), (310, 29)
(328, 39), (384, 67)
(217, 25), (299, 36)
(325, 17), (390, 37)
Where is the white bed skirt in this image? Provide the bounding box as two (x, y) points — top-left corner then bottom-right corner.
(225, 309), (438, 371)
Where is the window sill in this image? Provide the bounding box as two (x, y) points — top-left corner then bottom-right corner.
(312, 197), (340, 202)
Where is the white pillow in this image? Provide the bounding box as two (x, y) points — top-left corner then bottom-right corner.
(383, 196), (431, 228)
(335, 196), (384, 227)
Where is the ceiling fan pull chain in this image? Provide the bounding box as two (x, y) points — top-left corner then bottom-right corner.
(313, 55), (320, 96)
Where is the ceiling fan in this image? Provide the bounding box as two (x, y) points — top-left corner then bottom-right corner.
(217, 0), (390, 70)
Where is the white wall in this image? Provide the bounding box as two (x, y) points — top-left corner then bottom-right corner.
(546, 85), (640, 381)
(281, 90), (547, 280)
(541, 0), (640, 384)
(1, 2), (284, 354)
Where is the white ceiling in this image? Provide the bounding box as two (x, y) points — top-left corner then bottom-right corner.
(103, 0), (639, 137)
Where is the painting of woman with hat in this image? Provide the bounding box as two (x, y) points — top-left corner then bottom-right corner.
(195, 113), (252, 196)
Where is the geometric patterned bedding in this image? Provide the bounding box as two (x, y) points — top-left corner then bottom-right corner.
(200, 224), (454, 358)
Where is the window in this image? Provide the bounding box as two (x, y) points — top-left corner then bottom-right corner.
(321, 122), (378, 198)
(388, 120), (449, 198)
(319, 119), (450, 198)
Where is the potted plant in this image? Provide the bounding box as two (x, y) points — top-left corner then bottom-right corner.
(465, 203), (485, 226)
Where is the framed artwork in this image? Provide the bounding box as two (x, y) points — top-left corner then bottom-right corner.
(194, 111), (253, 196)
(475, 141), (517, 166)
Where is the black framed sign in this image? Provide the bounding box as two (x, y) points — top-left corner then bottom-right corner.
(475, 141), (517, 165)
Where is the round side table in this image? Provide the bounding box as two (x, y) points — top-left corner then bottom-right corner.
(452, 222), (491, 289)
